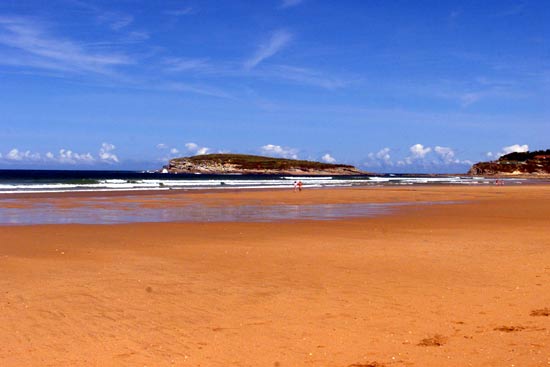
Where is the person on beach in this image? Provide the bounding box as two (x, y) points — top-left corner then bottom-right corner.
(297, 181), (303, 192)
(293, 181), (298, 191)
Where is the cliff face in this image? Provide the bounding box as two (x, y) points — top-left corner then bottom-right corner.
(163, 154), (366, 176)
(468, 150), (550, 176)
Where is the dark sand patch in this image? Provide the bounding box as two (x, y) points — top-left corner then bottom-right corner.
(494, 326), (526, 332)
(417, 334), (447, 347)
(530, 308), (550, 317)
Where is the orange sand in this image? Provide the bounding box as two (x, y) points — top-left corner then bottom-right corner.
(0, 186), (549, 366)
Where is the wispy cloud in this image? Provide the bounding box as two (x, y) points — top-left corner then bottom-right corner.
(493, 3), (526, 18)
(265, 65), (347, 89)
(124, 31), (150, 42)
(98, 13), (134, 30)
(161, 82), (232, 99)
(0, 16), (132, 75)
(163, 59), (348, 90)
(280, 0), (305, 9)
(457, 86), (528, 107)
(165, 7), (195, 16)
(449, 10), (462, 19)
(244, 30), (292, 69)
(164, 57), (210, 72)
(156, 143), (181, 161)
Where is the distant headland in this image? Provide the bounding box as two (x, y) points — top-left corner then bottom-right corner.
(468, 149), (550, 176)
(161, 154), (366, 176)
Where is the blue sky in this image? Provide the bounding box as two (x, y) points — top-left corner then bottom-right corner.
(0, 0), (548, 173)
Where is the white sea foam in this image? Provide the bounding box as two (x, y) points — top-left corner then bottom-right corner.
(0, 175), (504, 194)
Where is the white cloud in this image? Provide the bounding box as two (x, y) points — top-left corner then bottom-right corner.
(366, 147), (393, 167)
(487, 144), (529, 159)
(3, 147), (96, 164)
(501, 144), (529, 155)
(1, 144), (125, 165)
(376, 147), (392, 163)
(365, 145), (471, 171)
(244, 29), (292, 69)
(5, 148), (41, 161)
(156, 144), (181, 161)
(321, 153), (336, 164)
(280, 0), (304, 8)
(0, 16), (131, 75)
(260, 144), (299, 159)
(434, 146), (456, 164)
(56, 149), (95, 164)
(409, 144), (431, 159)
(185, 142), (198, 151)
(6, 149), (23, 161)
(185, 142), (210, 155)
(98, 143), (119, 163)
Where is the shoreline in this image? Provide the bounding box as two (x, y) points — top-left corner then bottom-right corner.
(1, 185), (549, 226)
(1, 172), (549, 200)
(0, 179), (547, 201)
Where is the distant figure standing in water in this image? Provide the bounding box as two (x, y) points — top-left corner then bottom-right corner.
(297, 181), (303, 192)
(293, 181), (298, 192)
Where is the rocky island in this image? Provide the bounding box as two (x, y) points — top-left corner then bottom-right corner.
(162, 154), (366, 175)
(468, 149), (550, 176)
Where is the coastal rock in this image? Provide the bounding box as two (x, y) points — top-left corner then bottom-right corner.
(468, 149), (550, 176)
(162, 154), (367, 176)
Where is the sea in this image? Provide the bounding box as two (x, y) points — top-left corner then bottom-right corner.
(0, 169), (519, 194)
(0, 169), (535, 225)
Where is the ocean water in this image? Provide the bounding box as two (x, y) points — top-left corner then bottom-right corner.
(0, 169), (512, 194)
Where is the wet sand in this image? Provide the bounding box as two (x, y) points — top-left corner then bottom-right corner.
(1, 186), (549, 366)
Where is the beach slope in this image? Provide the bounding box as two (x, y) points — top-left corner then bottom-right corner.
(0, 186), (549, 366)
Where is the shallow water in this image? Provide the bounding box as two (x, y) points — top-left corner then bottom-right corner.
(0, 200), (452, 225)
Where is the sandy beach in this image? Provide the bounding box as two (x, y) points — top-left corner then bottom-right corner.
(1, 185), (549, 366)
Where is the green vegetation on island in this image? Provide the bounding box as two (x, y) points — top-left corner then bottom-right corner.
(469, 149), (550, 176)
(164, 154), (365, 175)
